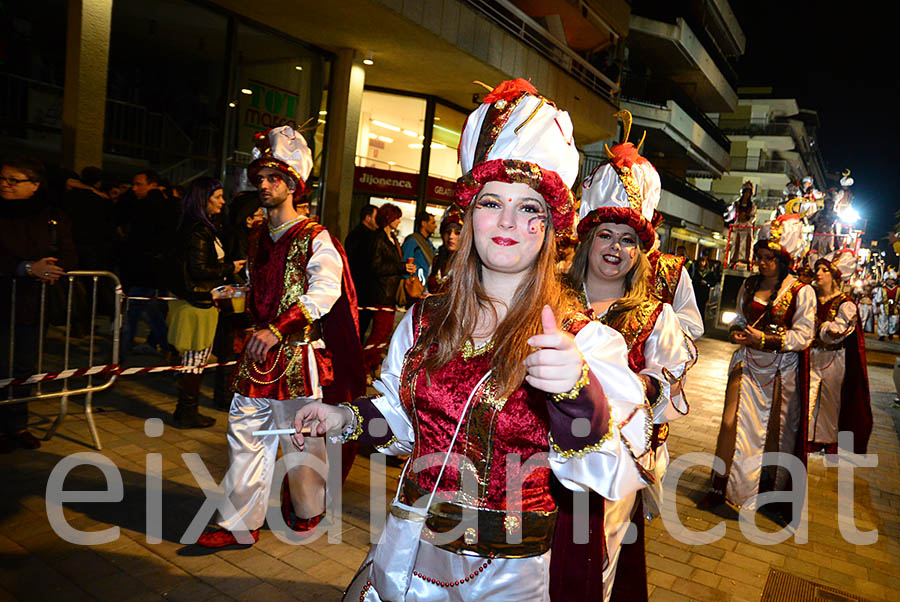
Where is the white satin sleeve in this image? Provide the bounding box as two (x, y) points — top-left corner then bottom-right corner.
(370, 309), (416, 454)
(819, 301), (857, 345)
(301, 230), (344, 320)
(783, 284), (816, 351)
(643, 304), (694, 423)
(673, 267), (704, 339)
(551, 321), (651, 501)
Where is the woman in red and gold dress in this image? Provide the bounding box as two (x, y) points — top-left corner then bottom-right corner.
(292, 81), (651, 601)
(553, 111), (695, 602)
(700, 214), (815, 519)
(807, 250), (872, 455)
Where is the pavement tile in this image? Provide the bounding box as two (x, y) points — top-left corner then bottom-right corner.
(3, 336), (900, 601)
(648, 587), (691, 602)
(689, 567), (721, 589)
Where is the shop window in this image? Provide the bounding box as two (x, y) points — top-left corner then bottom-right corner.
(227, 22), (330, 205)
(367, 198), (445, 244)
(428, 103), (467, 180)
(356, 91), (427, 173)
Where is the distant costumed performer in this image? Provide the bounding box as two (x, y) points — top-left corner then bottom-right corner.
(701, 213), (815, 517)
(806, 249), (872, 455)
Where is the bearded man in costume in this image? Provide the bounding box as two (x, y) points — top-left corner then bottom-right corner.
(197, 125), (364, 548)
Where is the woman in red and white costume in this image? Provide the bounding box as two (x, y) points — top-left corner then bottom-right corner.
(552, 110), (695, 602)
(807, 249), (872, 455)
(700, 214), (815, 516)
(292, 80), (651, 601)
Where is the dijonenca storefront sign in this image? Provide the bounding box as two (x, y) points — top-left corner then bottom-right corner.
(355, 166), (455, 203)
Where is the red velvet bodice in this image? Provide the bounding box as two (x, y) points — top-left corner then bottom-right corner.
(404, 350), (554, 512)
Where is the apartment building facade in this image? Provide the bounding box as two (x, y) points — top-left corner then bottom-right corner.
(4, 0), (630, 240)
(600, 0), (746, 261)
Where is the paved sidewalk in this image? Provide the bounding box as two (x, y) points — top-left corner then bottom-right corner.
(1, 337), (898, 601)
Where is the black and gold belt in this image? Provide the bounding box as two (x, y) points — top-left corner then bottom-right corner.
(402, 480), (556, 559)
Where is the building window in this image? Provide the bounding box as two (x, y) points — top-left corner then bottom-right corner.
(356, 90), (427, 174)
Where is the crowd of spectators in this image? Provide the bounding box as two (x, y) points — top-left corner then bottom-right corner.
(0, 155), (261, 450)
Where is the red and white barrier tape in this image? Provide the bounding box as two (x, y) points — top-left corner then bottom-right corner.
(124, 295), (407, 314)
(0, 360), (238, 388)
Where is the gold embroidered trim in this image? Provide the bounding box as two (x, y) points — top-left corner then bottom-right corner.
(268, 215), (304, 237)
(461, 338), (494, 360)
(297, 302), (316, 338)
(611, 164), (643, 213)
(561, 310), (591, 332)
(376, 436), (399, 450)
(277, 228), (314, 315)
(552, 362), (590, 402)
(548, 420), (614, 459)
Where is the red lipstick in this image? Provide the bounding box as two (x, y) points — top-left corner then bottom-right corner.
(492, 237), (518, 246)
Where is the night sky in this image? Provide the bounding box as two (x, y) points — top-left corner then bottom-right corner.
(733, 1), (898, 243)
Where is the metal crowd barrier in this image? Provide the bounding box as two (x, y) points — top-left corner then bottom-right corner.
(2, 271), (122, 450)
(2, 272), (412, 450)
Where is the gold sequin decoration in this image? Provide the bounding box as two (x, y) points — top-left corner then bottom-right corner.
(551, 362), (590, 402)
(338, 403), (364, 442)
(611, 164), (644, 214)
(503, 514), (521, 534)
(376, 436), (399, 451)
(461, 338), (494, 360)
(548, 423), (614, 459)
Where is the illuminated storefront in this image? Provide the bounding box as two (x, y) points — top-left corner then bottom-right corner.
(353, 88), (468, 240)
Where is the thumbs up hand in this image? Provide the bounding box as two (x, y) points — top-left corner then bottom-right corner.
(523, 305), (585, 394)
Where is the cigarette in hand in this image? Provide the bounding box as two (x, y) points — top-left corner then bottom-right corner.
(252, 427), (312, 436)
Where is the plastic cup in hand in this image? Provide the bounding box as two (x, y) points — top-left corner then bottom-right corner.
(232, 288), (246, 313)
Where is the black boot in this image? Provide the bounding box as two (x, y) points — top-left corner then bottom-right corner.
(173, 373), (216, 429)
(213, 365), (232, 410)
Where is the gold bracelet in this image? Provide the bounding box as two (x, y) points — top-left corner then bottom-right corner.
(336, 403), (364, 442)
(552, 362), (590, 403)
(267, 324), (284, 342)
(759, 332), (766, 350)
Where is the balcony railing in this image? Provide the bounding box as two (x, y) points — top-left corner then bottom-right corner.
(0, 71), (216, 183)
(717, 117), (794, 137)
(657, 168), (725, 214)
(621, 73), (731, 150)
(462, 0), (620, 103)
(580, 154), (725, 215)
(630, 0), (739, 86)
(729, 155), (791, 175)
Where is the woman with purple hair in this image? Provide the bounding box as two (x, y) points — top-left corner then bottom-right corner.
(167, 177), (246, 428)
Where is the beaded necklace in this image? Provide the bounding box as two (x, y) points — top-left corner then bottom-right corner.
(268, 215), (304, 237)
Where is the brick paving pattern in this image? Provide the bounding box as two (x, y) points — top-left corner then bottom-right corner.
(1, 337), (898, 601)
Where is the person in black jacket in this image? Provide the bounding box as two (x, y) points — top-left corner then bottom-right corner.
(689, 255), (714, 323)
(344, 203), (378, 338)
(363, 203), (414, 374)
(167, 177), (245, 428)
(0, 156), (78, 452)
(211, 190), (261, 408)
(119, 170), (174, 355)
